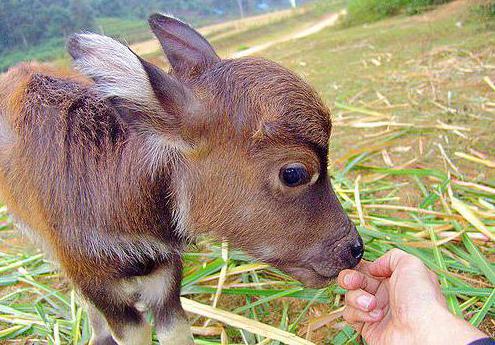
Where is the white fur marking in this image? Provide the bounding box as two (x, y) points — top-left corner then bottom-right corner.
(0, 122), (13, 147)
(122, 266), (175, 312)
(71, 33), (160, 112)
(138, 135), (191, 239)
(156, 318), (194, 345)
(310, 172), (319, 185)
(140, 133), (188, 175)
(113, 323), (152, 345)
(171, 175), (191, 239)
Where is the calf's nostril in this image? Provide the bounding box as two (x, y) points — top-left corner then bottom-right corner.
(350, 238), (364, 260)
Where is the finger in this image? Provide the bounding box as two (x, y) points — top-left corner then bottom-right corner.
(368, 248), (424, 278)
(338, 269), (381, 294)
(345, 289), (378, 312)
(356, 259), (373, 275)
(343, 305), (384, 325)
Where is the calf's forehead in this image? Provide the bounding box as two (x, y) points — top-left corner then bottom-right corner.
(198, 57), (331, 147)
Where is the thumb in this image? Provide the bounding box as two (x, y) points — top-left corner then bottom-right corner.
(368, 249), (424, 278)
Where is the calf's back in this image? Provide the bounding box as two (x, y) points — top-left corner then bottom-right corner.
(0, 63), (181, 284)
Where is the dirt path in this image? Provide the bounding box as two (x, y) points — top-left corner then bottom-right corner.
(131, 8), (305, 56)
(232, 9), (346, 58)
(131, 9), (345, 59)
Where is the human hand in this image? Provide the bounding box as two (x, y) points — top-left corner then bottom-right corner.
(338, 249), (487, 345)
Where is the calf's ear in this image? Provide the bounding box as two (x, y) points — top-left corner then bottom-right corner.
(68, 33), (199, 147)
(148, 14), (220, 77)
(68, 33), (194, 112)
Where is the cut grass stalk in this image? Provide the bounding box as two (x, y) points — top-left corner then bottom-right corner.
(181, 298), (315, 345)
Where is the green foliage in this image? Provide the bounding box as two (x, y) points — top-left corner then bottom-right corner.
(481, 1), (495, 16)
(95, 17), (153, 44)
(0, 0), (94, 51)
(344, 0), (452, 26)
(311, 0), (347, 15)
(0, 39), (67, 72)
(471, 1), (495, 29)
(0, 0), (312, 71)
(0, 0), (94, 71)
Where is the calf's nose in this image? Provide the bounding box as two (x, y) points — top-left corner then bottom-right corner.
(349, 236), (364, 263)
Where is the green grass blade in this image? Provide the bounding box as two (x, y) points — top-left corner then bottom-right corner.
(462, 234), (495, 286)
(469, 288), (495, 327)
(233, 287), (303, 314)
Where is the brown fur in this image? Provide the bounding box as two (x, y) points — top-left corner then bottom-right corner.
(0, 15), (363, 345)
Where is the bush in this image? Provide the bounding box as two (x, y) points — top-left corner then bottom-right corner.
(344, 0), (452, 26)
(474, 2), (495, 18)
(0, 38), (66, 72)
(312, 0), (347, 15)
(471, 1), (495, 29)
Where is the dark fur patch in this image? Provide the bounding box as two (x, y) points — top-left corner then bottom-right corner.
(3, 71), (183, 286)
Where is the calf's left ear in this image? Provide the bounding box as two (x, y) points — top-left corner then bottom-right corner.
(68, 33), (200, 147)
(68, 33), (183, 114)
(148, 13), (220, 78)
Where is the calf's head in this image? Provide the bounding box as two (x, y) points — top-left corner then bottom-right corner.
(68, 14), (363, 287)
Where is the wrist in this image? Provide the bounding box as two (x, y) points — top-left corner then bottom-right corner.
(419, 307), (487, 345)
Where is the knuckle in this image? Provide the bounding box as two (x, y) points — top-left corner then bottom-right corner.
(389, 248), (404, 257)
(388, 249), (406, 265)
(352, 271), (363, 283)
(403, 255), (423, 267)
(345, 290), (361, 307)
(360, 274), (368, 290)
(349, 271), (364, 288)
(392, 249), (423, 268)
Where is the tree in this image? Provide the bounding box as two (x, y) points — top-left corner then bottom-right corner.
(236, 0), (244, 18)
(69, 0), (95, 31)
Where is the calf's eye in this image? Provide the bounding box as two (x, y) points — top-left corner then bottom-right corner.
(280, 163), (310, 187)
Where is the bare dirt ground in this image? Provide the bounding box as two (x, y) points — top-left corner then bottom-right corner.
(232, 10), (345, 58)
(131, 8), (308, 56)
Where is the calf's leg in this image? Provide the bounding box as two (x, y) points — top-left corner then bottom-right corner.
(82, 283), (152, 345)
(137, 261), (194, 345)
(81, 257), (192, 345)
(152, 290), (193, 345)
(86, 302), (117, 345)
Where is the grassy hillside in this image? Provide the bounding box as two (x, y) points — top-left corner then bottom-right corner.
(0, 4), (328, 72)
(0, 1), (493, 344)
(0, 17), (149, 72)
(95, 17), (153, 43)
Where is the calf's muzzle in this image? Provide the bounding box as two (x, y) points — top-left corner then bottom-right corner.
(293, 222), (364, 288)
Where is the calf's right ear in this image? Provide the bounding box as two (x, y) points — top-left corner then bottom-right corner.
(148, 14), (220, 78)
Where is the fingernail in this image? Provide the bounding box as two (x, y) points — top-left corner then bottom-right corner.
(369, 309), (381, 319)
(343, 274), (352, 287)
(357, 295), (373, 310)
